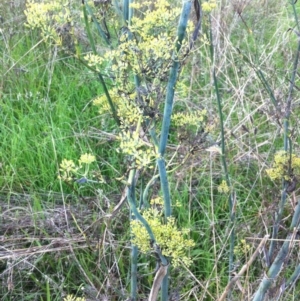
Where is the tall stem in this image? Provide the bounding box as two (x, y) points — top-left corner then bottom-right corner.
(253, 200), (300, 301)
(268, 4), (300, 259)
(82, 1), (119, 125)
(208, 15), (235, 286)
(157, 2), (192, 300)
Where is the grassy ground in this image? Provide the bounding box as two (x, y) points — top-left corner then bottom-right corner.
(1, 0), (300, 300)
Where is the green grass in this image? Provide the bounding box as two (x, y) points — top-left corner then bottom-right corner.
(1, 0), (300, 300)
(0, 33), (121, 194)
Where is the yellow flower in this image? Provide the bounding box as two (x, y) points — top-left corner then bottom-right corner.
(234, 239), (251, 257)
(150, 197), (164, 206)
(84, 53), (104, 71)
(25, 0), (72, 45)
(59, 159), (76, 172)
(131, 208), (195, 267)
(118, 131), (157, 169)
(218, 180), (230, 194)
(79, 153), (96, 165)
(202, 1), (217, 12)
(172, 110), (207, 127)
(63, 295), (85, 301)
(58, 159), (78, 182)
(266, 151), (300, 181)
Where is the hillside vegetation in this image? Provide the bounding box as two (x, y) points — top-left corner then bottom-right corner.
(1, 1), (300, 300)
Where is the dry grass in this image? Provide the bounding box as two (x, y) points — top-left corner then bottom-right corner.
(1, 0), (300, 300)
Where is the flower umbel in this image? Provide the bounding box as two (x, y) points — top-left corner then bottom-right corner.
(118, 130), (157, 169)
(131, 206), (195, 267)
(58, 153), (101, 184)
(58, 159), (78, 182)
(172, 109), (207, 128)
(63, 295), (85, 301)
(79, 153), (96, 165)
(234, 239), (251, 258)
(202, 0), (217, 12)
(218, 180), (230, 194)
(266, 151), (300, 181)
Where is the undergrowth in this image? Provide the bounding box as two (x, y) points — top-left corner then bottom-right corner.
(1, 0), (300, 300)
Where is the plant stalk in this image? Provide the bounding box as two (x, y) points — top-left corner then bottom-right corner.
(82, 1), (119, 125)
(157, 2), (192, 300)
(208, 15), (235, 283)
(268, 20), (300, 260)
(253, 200), (300, 301)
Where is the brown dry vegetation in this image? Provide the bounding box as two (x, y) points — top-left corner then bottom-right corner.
(1, 0), (300, 300)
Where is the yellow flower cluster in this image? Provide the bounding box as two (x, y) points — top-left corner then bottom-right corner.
(106, 33), (172, 81)
(176, 82), (189, 98)
(93, 88), (121, 114)
(266, 151), (300, 181)
(93, 87), (142, 127)
(58, 159), (78, 182)
(202, 0), (217, 12)
(117, 100), (141, 127)
(150, 197), (182, 209)
(118, 131), (157, 169)
(84, 53), (105, 72)
(217, 180), (230, 194)
(63, 295), (85, 301)
(25, 0), (72, 45)
(131, 207), (195, 267)
(58, 153), (98, 183)
(234, 239), (251, 258)
(88, 0), (183, 88)
(25, 0), (117, 51)
(172, 109), (207, 128)
(130, 1), (180, 39)
(79, 153), (96, 165)
(205, 122), (216, 133)
(150, 197), (164, 206)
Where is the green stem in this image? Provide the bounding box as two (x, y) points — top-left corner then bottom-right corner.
(237, 49), (277, 108)
(213, 67), (235, 276)
(82, 1), (119, 125)
(159, 2), (192, 156)
(253, 199), (300, 301)
(292, 0), (300, 33)
(142, 174), (160, 209)
(82, 1), (96, 53)
(127, 167), (138, 301)
(208, 15), (235, 284)
(268, 21), (300, 261)
(123, 0), (130, 23)
(122, 3), (142, 298)
(98, 74), (120, 126)
(286, 262), (300, 287)
(85, 2), (111, 46)
(157, 158), (171, 218)
(158, 0), (192, 217)
(127, 169), (168, 266)
(130, 245), (138, 301)
(112, 0), (123, 19)
(157, 2), (192, 300)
